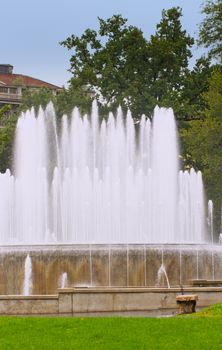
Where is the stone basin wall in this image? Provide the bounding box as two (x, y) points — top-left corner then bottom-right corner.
(1, 287), (222, 315)
(0, 244), (221, 295)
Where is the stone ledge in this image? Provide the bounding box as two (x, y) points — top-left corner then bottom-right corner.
(0, 287), (221, 315)
(58, 287), (222, 294)
(176, 294), (198, 302)
(0, 295), (58, 300)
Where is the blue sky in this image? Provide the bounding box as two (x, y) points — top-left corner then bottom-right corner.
(1, 0), (204, 87)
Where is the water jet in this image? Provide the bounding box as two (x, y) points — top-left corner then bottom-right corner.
(0, 103), (218, 295)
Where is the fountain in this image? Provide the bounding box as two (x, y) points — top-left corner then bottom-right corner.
(156, 264), (170, 288)
(0, 103), (206, 244)
(23, 254), (32, 295)
(60, 272), (68, 289)
(0, 102), (219, 295)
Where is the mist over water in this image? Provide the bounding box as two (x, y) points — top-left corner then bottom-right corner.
(0, 102), (206, 244)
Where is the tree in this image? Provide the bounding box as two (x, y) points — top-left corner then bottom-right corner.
(181, 116), (222, 236)
(179, 57), (213, 121)
(199, 0), (222, 62)
(55, 85), (92, 117)
(61, 9), (194, 118)
(180, 69), (222, 235)
(148, 8), (194, 103)
(61, 15), (149, 117)
(202, 68), (222, 119)
(0, 113), (17, 173)
(20, 85), (93, 118)
(21, 87), (55, 112)
(0, 105), (12, 124)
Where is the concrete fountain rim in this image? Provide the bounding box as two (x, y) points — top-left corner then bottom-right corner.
(0, 242), (220, 252)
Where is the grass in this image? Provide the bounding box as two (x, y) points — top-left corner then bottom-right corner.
(192, 303), (222, 317)
(0, 314), (222, 350)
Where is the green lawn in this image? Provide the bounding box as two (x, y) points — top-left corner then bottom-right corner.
(0, 311), (222, 350)
(192, 303), (222, 318)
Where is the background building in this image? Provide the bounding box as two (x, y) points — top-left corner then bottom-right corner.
(0, 64), (61, 108)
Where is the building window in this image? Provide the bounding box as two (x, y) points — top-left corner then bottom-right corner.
(0, 87), (8, 93)
(9, 88), (17, 94)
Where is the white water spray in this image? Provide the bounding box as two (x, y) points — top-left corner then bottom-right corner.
(23, 254), (32, 295)
(0, 103), (207, 244)
(208, 200), (214, 244)
(60, 272), (68, 288)
(157, 264), (170, 288)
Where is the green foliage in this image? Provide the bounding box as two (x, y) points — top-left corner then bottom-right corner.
(181, 117), (222, 198)
(148, 8), (194, 103)
(21, 87), (55, 112)
(20, 86), (92, 118)
(181, 69), (222, 233)
(61, 9), (194, 118)
(0, 114), (17, 173)
(0, 105), (16, 172)
(179, 57), (213, 121)
(0, 105), (12, 122)
(55, 85), (92, 117)
(199, 0), (222, 62)
(192, 303), (222, 317)
(203, 68), (222, 119)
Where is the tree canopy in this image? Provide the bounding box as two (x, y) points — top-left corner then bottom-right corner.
(199, 0), (222, 62)
(180, 67), (222, 232)
(61, 8), (194, 118)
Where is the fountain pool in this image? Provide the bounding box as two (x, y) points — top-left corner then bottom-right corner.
(0, 103), (215, 294)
